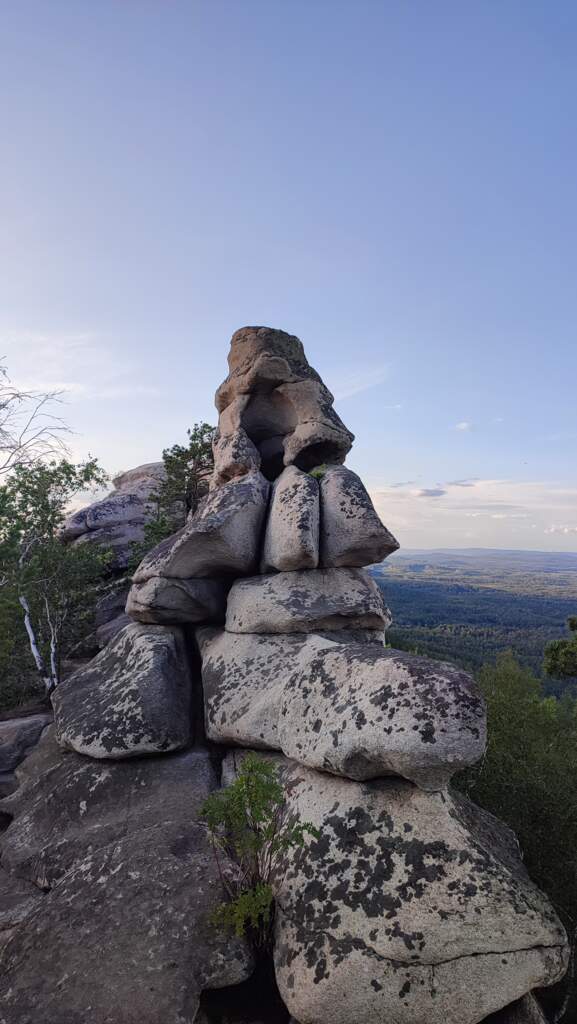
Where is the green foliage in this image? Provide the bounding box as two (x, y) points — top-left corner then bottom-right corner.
(544, 617), (577, 679)
(0, 457), (109, 704)
(128, 422), (215, 569)
(201, 753), (318, 950)
(456, 651), (577, 1017)
(309, 464), (328, 479)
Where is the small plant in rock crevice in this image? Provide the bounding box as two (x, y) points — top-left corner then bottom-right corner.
(201, 753), (319, 953)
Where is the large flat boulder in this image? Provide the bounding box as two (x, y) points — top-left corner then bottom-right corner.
(0, 729), (216, 887)
(212, 427), (262, 487)
(127, 575), (229, 625)
(133, 472), (270, 582)
(52, 623), (193, 759)
(225, 569), (390, 634)
(319, 465), (399, 567)
(272, 761), (568, 1024)
(0, 714), (52, 774)
(278, 638), (486, 789)
(261, 466), (320, 572)
(0, 734), (253, 1024)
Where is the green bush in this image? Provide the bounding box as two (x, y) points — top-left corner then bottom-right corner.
(456, 651), (577, 1018)
(201, 753), (318, 951)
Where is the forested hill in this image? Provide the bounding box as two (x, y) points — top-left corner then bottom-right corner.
(371, 548), (577, 691)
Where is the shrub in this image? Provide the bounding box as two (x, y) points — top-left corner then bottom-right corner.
(201, 753), (318, 951)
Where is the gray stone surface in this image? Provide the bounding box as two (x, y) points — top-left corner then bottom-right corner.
(319, 465), (399, 567)
(133, 471), (270, 582)
(212, 427), (262, 487)
(0, 733), (253, 1024)
(0, 714), (52, 774)
(60, 462), (166, 570)
(53, 623), (193, 759)
(278, 637), (486, 789)
(225, 569), (391, 634)
(261, 466), (320, 573)
(127, 575), (229, 624)
(0, 866), (41, 940)
(272, 760), (569, 1024)
(0, 728), (218, 887)
(198, 628), (314, 749)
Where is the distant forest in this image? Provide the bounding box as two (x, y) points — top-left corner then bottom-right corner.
(371, 549), (577, 697)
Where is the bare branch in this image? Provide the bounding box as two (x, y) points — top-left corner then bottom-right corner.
(0, 360), (70, 475)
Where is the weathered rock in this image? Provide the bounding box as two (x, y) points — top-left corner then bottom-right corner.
(212, 427), (262, 487)
(61, 462), (166, 570)
(0, 732), (253, 1023)
(272, 761), (568, 1024)
(0, 714), (52, 774)
(215, 328), (353, 478)
(133, 471), (270, 582)
(261, 466), (320, 572)
(319, 465), (399, 567)
(127, 575), (229, 624)
(0, 728), (216, 886)
(0, 866), (41, 945)
(0, 824), (253, 1024)
(198, 629), (313, 749)
(94, 578), (131, 626)
(483, 994), (548, 1023)
(278, 638), (486, 789)
(226, 569), (390, 634)
(52, 623), (193, 759)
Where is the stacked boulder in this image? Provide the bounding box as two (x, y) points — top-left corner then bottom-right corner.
(61, 460), (167, 571)
(0, 327), (569, 1024)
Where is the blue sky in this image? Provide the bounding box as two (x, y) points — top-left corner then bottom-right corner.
(1, 1), (575, 550)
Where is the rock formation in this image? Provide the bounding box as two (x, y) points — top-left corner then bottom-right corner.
(0, 327), (569, 1024)
(61, 461), (167, 571)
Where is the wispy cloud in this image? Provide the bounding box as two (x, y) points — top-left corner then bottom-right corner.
(454, 420), (472, 432)
(332, 364), (390, 401)
(412, 487), (446, 498)
(0, 330), (159, 402)
(370, 478), (577, 551)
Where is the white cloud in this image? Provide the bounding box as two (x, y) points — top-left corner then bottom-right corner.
(369, 478), (577, 551)
(332, 364), (389, 401)
(0, 329), (159, 402)
(454, 421), (472, 432)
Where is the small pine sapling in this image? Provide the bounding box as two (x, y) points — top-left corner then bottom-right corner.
(201, 753), (319, 952)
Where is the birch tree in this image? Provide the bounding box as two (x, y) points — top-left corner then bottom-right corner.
(0, 458), (108, 696)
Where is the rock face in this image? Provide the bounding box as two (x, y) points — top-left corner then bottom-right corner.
(0, 732), (253, 1023)
(2, 326), (568, 1024)
(198, 628), (308, 749)
(226, 569), (390, 634)
(214, 327), (354, 480)
(52, 623), (193, 759)
(319, 465), (399, 567)
(261, 466), (320, 572)
(60, 461), (166, 570)
(0, 713), (52, 774)
(127, 575), (229, 624)
(278, 637), (486, 789)
(271, 761), (568, 1024)
(133, 471), (270, 582)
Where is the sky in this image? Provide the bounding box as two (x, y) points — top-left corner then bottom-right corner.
(1, 1), (575, 551)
